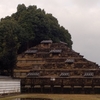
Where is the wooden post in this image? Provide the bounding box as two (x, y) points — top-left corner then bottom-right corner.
(41, 85), (44, 93)
(81, 86), (84, 94)
(71, 86), (74, 94)
(51, 85), (54, 93)
(61, 85), (64, 93)
(91, 86), (94, 94)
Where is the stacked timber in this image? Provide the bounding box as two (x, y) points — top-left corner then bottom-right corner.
(14, 40), (100, 93)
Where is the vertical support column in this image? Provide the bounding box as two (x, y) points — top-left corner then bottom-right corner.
(92, 78), (94, 94)
(91, 86), (94, 94)
(61, 85), (64, 93)
(41, 85), (44, 93)
(81, 85), (84, 94)
(28, 78), (31, 93)
(61, 79), (64, 93)
(24, 78), (27, 93)
(20, 78), (22, 93)
(32, 85), (34, 93)
(33, 78), (35, 93)
(30, 78), (32, 93)
(51, 85), (54, 93)
(31, 79), (34, 93)
(71, 86), (74, 94)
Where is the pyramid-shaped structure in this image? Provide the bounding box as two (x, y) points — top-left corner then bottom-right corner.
(14, 40), (100, 93)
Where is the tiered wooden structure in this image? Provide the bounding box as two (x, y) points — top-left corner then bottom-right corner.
(14, 40), (100, 93)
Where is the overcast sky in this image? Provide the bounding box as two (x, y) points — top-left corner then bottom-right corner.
(0, 0), (100, 65)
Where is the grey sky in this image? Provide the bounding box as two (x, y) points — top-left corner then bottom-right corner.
(0, 0), (100, 65)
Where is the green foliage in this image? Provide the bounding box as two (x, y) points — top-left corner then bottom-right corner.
(0, 19), (21, 76)
(0, 4), (73, 76)
(12, 4), (73, 49)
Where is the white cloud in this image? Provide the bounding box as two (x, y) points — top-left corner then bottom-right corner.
(71, 0), (100, 8)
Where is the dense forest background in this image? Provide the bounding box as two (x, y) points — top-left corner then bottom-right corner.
(0, 4), (72, 76)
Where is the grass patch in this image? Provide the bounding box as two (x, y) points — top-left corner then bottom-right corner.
(0, 94), (100, 100)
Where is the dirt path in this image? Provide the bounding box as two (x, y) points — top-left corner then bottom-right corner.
(0, 94), (100, 100)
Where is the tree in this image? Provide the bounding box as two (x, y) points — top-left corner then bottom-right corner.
(0, 19), (20, 76)
(12, 4), (72, 49)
